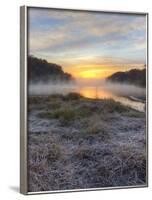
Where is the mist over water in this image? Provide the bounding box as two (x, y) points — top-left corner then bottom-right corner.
(28, 79), (146, 112)
(28, 82), (77, 96)
(103, 81), (146, 98)
(28, 79), (146, 99)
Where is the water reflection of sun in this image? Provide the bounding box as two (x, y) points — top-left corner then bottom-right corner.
(78, 87), (113, 99)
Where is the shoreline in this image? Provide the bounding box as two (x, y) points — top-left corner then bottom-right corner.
(28, 91), (145, 112)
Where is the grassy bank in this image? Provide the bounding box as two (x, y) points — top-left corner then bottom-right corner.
(28, 93), (146, 192)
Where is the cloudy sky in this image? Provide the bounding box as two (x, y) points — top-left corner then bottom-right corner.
(28, 8), (147, 79)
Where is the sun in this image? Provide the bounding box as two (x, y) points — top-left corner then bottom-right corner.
(66, 66), (117, 79)
(80, 71), (98, 78)
(78, 69), (106, 79)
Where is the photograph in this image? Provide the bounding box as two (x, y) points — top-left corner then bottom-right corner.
(25, 7), (147, 193)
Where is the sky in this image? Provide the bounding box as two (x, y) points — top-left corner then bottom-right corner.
(28, 8), (147, 79)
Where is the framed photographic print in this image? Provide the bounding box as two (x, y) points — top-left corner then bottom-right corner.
(20, 6), (148, 194)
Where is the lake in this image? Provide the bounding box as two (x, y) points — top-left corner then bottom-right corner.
(29, 84), (146, 112)
(61, 86), (145, 112)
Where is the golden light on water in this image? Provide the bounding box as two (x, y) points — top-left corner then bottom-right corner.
(78, 87), (113, 99)
(73, 86), (145, 112)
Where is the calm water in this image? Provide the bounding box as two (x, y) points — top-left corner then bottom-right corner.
(54, 86), (145, 112)
(29, 84), (146, 112)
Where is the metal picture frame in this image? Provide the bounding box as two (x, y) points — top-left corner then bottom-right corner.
(20, 6), (148, 195)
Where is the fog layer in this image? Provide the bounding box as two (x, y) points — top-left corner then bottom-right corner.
(28, 79), (146, 99)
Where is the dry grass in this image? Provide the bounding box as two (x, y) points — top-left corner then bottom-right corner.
(28, 93), (146, 191)
(62, 92), (83, 101)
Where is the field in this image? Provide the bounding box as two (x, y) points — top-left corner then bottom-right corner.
(27, 93), (146, 192)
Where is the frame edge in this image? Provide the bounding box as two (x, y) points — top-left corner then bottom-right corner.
(20, 5), (28, 195)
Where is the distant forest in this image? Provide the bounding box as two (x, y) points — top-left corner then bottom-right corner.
(28, 56), (74, 83)
(106, 68), (146, 87)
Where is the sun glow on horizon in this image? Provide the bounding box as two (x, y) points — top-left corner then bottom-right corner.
(62, 64), (145, 80)
(78, 69), (109, 79)
(29, 8), (146, 81)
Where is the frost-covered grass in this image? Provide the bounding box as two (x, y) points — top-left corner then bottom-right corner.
(28, 93), (146, 192)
